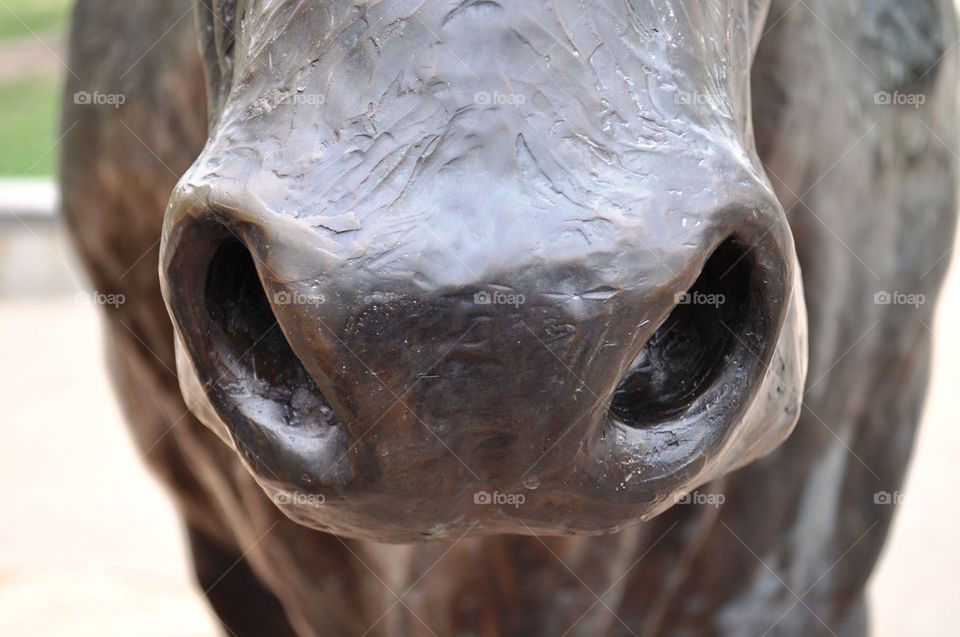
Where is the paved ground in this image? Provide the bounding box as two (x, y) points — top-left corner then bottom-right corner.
(0, 35), (64, 81)
(0, 220), (956, 635)
(0, 223), (220, 635)
(0, 179), (58, 218)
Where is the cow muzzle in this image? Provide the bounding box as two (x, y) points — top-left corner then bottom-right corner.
(160, 148), (806, 541)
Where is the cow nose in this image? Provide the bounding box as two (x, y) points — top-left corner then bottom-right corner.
(160, 173), (795, 505)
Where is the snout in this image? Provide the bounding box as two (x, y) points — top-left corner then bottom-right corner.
(160, 162), (806, 541)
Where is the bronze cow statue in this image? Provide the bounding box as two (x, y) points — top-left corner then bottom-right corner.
(60, 0), (957, 635)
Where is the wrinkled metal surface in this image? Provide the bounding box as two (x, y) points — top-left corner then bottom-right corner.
(162, 0), (804, 540)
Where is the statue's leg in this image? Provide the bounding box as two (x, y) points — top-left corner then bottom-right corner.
(188, 526), (299, 637)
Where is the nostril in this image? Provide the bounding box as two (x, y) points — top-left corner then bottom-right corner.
(205, 240), (291, 387)
(610, 238), (756, 429)
(200, 237), (339, 428)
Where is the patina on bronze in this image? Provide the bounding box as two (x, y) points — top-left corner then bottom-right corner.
(60, 0), (957, 635)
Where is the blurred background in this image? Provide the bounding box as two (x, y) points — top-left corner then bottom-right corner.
(0, 1), (957, 635)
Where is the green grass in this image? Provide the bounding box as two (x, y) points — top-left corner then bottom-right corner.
(0, 0), (71, 175)
(0, 0), (72, 39)
(0, 75), (62, 176)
